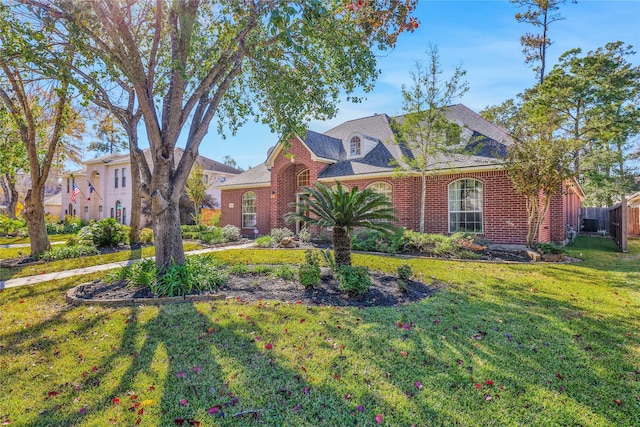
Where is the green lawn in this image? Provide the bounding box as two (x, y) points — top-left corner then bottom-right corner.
(0, 242), (203, 281)
(0, 237), (637, 426)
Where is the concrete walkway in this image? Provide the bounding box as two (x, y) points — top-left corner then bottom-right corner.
(0, 242), (254, 291)
(0, 241), (65, 249)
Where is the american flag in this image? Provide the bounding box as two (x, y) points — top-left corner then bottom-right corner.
(88, 181), (95, 201)
(71, 182), (80, 203)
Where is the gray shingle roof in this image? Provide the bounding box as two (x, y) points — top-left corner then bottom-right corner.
(222, 104), (512, 185)
(216, 163), (271, 188)
(303, 131), (345, 160)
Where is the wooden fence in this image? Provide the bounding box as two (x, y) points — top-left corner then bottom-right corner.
(609, 199), (628, 252)
(630, 206), (640, 236)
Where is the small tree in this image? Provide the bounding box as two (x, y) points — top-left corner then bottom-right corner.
(507, 104), (576, 246)
(392, 45), (468, 233)
(184, 163), (211, 225)
(510, 0), (573, 84)
(285, 182), (398, 268)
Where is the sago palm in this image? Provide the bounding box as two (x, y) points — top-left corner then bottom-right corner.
(285, 182), (399, 268)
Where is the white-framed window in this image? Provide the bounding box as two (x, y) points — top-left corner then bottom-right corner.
(297, 169), (310, 187)
(114, 169), (119, 188)
(366, 182), (392, 202)
(350, 136), (361, 157)
(449, 179), (483, 233)
(366, 182), (393, 221)
(242, 191), (257, 228)
(122, 168), (127, 187)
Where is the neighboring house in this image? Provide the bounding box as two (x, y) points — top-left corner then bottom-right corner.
(218, 104), (584, 245)
(61, 148), (240, 226)
(43, 193), (62, 219)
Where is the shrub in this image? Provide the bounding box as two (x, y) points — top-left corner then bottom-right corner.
(66, 235), (79, 247)
(77, 218), (128, 248)
(397, 264), (413, 281)
(38, 245), (100, 261)
(255, 236), (273, 248)
(304, 249), (321, 266)
(200, 227), (224, 244)
(298, 263), (321, 288)
(227, 263), (249, 275)
(351, 228), (406, 254)
(534, 242), (566, 255)
(0, 215), (27, 236)
(336, 265), (371, 296)
(119, 255), (228, 297)
(271, 265), (296, 280)
(298, 227), (312, 244)
(271, 227), (294, 245)
(139, 228), (154, 244)
(320, 249), (335, 271)
(222, 224), (241, 242)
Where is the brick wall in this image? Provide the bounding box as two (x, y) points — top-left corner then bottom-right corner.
(220, 186), (271, 237)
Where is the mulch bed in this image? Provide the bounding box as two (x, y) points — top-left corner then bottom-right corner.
(71, 269), (436, 307)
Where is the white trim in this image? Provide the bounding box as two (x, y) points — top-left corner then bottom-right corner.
(217, 182), (271, 190)
(317, 164), (504, 183)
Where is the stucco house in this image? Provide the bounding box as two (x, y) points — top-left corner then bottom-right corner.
(61, 148), (240, 226)
(217, 104), (584, 245)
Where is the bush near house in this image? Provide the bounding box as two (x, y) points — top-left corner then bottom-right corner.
(77, 218), (128, 248)
(180, 224), (241, 244)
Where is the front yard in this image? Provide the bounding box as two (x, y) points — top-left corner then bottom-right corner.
(0, 237), (638, 426)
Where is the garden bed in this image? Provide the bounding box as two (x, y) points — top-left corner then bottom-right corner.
(68, 268), (435, 307)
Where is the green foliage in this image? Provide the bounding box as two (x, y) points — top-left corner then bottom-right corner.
(227, 263), (249, 275)
(271, 265), (296, 280)
(139, 228), (154, 244)
(222, 225), (241, 242)
(185, 163), (211, 225)
(0, 215), (26, 236)
(200, 227), (224, 244)
(397, 264), (413, 281)
(336, 265), (372, 296)
(352, 228), (406, 254)
(297, 226), (312, 244)
(65, 235), (79, 247)
(270, 227), (294, 245)
(117, 255), (228, 297)
(320, 249), (335, 271)
(298, 263), (321, 289)
(255, 236), (273, 248)
(38, 245), (99, 262)
(304, 249), (321, 267)
(534, 242), (567, 255)
(77, 218), (128, 248)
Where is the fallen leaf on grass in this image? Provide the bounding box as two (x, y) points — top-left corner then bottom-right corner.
(265, 343), (273, 350)
(180, 399), (188, 405)
(140, 399), (156, 407)
(415, 381), (423, 389)
(375, 414), (383, 424)
(614, 399), (623, 406)
(176, 372), (185, 379)
(112, 398), (120, 405)
(357, 405), (365, 412)
(207, 406), (220, 415)
(475, 384), (482, 389)
(79, 407), (87, 414)
(484, 380), (494, 386)
(193, 366), (201, 373)
(47, 391), (59, 398)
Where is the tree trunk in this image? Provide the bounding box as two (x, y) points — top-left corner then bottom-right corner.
(128, 147), (141, 246)
(3, 174), (19, 220)
(332, 226), (352, 268)
(23, 186), (50, 256)
(151, 192), (185, 271)
(420, 171), (427, 233)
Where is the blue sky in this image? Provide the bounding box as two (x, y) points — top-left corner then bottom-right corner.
(184, 1), (640, 169)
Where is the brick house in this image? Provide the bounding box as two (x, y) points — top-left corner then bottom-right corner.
(218, 104), (584, 245)
(61, 148), (240, 226)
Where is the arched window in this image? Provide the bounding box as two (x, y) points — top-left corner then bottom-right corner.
(449, 179), (482, 233)
(242, 191), (257, 228)
(366, 182), (392, 202)
(296, 169), (310, 187)
(350, 136), (361, 156)
(115, 200), (122, 223)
